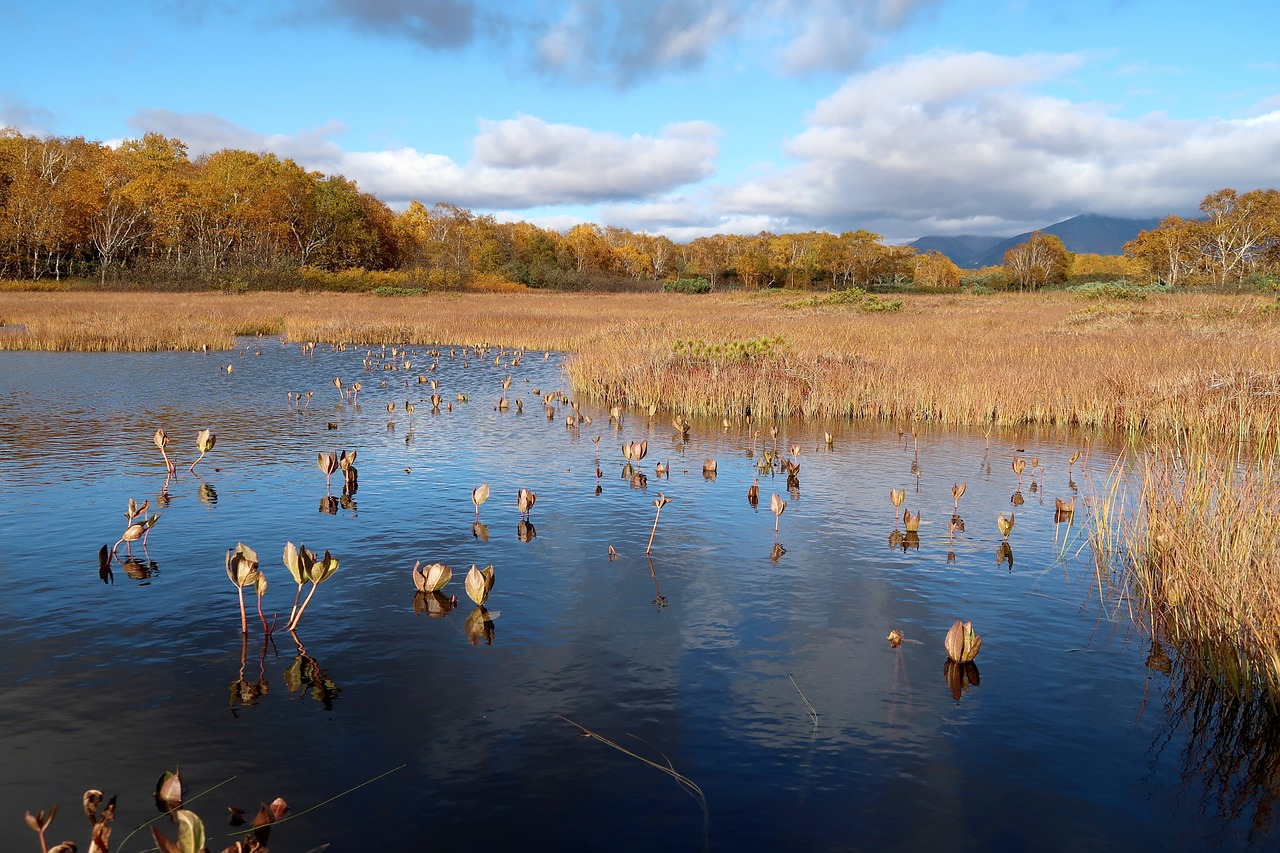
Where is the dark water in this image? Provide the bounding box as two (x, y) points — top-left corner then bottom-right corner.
(0, 339), (1274, 852)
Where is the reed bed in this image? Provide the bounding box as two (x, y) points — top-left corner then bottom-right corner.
(2, 289), (1279, 439)
(1094, 438), (1280, 704)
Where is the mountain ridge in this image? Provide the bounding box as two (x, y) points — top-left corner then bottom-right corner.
(908, 213), (1162, 268)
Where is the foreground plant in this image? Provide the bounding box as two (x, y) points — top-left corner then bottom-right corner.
(464, 564), (495, 605)
(471, 483), (490, 520)
(113, 500), (159, 557)
(188, 428), (216, 474)
(646, 493), (672, 556)
(944, 620), (982, 663)
(154, 428), (176, 474)
(225, 542), (261, 637)
(1093, 439), (1280, 703)
(771, 493), (787, 535)
(517, 487), (537, 520)
(318, 450), (339, 491)
(283, 541), (340, 632)
(412, 561), (452, 593)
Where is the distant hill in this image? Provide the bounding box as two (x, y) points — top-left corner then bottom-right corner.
(909, 213), (1162, 268)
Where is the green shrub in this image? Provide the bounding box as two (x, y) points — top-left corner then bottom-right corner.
(1067, 280), (1172, 301)
(671, 335), (791, 361)
(663, 277), (712, 294)
(372, 286), (427, 297)
(783, 287), (902, 312)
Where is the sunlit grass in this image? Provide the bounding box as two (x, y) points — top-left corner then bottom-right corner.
(1090, 435), (1280, 704)
(2, 290), (1278, 441)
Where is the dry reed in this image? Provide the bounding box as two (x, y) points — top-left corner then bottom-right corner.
(1093, 436), (1280, 704)
(2, 290), (1279, 439)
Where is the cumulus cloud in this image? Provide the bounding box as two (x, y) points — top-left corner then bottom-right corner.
(127, 110), (347, 163)
(127, 109), (720, 210)
(718, 51), (1280, 239)
(349, 116), (720, 206)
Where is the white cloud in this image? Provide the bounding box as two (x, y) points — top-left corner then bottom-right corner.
(128, 109), (720, 210)
(716, 51), (1280, 239)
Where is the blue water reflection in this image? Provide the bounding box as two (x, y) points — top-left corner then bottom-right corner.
(0, 339), (1271, 851)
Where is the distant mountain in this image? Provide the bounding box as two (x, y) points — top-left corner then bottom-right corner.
(909, 213), (1162, 268)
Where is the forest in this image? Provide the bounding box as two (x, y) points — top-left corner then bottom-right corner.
(2, 129), (1278, 292)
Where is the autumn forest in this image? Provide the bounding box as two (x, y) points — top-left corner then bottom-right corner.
(2, 129), (1278, 292)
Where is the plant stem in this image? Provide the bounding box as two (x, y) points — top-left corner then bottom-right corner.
(238, 586), (248, 636)
(645, 506), (663, 555)
(289, 583), (319, 632)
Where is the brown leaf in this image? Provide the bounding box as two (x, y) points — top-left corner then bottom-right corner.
(252, 801), (274, 844)
(83, 789), (104, 822)
(268, 797), (289, 821)
(156, 768), (184, 813)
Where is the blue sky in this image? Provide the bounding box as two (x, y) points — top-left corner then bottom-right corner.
(2, 0), (1277, 242)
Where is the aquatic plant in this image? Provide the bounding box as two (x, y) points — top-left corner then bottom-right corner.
(464, 564), (495, 605)
(339, 449), (358, 492)
(188, 428), (216, 474)
(283, 541), (340, 632)
(318, 450), (339, 491)
(153, 429), (175, 474)
(997, 513), (1015, 540)
(1054, 496), (1076, 524)
(518, 487), (537, 520)
(113, 500), (158, 557)
(471, 484), (490, 520)
(944, 620), (982, 663)
(770, 493), (787, 535)
(951, 481), (967, 513)
(646, 493), (671, 556)
(412, 561), (453, 593)
(903, 508), (920, 533)
(225, 542), (261, 637)
(890, 488), (905, 529)
(1091, 438), (1280, 704)
(623, 439), (648, 464)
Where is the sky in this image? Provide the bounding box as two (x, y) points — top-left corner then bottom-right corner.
(2, 0), (1278, 243)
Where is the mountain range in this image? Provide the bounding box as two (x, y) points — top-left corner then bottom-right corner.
(908, 213), (1162, 268)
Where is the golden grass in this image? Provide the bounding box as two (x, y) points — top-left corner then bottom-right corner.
(2, 289), (1278, 438)
(1096, 438), (1280, 704)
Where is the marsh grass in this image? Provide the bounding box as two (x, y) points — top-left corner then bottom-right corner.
(1093, 436), (1280, 703)
(3, 290), (1279, 440)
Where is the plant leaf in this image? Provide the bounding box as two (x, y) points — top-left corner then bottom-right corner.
(155, 768), (183, 813)
(283, 542), (305, 585)
(174, 808), (206, 853)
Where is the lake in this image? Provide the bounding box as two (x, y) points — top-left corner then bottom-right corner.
(0, 338), (1275, 852)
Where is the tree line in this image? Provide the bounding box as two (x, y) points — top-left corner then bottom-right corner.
(1, 129), (1276, 291)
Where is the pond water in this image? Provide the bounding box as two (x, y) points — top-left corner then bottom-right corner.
(0, 338), (1275, 852)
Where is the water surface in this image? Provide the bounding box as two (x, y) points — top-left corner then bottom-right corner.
(0, 339), (1271, 852)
